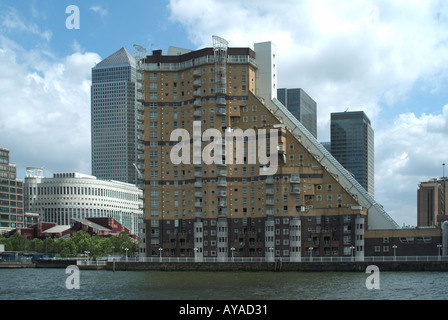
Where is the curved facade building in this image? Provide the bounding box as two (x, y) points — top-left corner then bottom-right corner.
(24, 168), (143, 235)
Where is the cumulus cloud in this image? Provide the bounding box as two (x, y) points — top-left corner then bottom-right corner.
(0, 36), (101, 177)
(375, 105), (448, 225)
(168, 0), (448, 131)
(90, 6), (108, 17)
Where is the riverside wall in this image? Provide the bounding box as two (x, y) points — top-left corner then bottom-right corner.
(105, 261), (448, 272)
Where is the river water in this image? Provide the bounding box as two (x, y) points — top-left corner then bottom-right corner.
(1, 268), (447, 301)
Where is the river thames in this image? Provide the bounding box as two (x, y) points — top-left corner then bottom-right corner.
(1, 268), (448, 300)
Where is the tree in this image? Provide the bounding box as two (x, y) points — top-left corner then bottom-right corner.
(43, 237), (55, 254)
(29, 238), (44, 252)
(0, 230), (138, 258)
(110, 232), (138, 256)
(0, 235), (12, 251)
(9, 233), (29, 251)
(60, 239), (76, 257)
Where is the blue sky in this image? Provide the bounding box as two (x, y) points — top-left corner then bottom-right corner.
(1, 0), (448, 226)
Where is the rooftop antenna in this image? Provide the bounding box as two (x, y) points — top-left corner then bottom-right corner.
(443, 162), (446, 179)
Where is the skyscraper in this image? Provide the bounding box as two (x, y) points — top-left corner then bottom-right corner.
(91, 48), (143, 185)
(277, 88), (317, 138)
(0, 147), (24, 233)
(330, 111), (374, 197)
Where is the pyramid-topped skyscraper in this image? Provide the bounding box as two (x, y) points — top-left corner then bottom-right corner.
(91, 48), (143, 185)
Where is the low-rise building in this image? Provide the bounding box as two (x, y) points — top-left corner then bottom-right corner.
(24, 168), (143, 235)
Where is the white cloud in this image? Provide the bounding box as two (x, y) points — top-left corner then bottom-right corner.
(168, 0), (448, 132)
(1, 6), (52, 41)
(375, 105), (448, 226)
(90, 6), (108, 17)
(168, 0), (448, 225)
(0, 36), (100, 177)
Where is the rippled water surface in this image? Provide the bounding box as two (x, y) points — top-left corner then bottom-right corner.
(1, 268), (447, 300)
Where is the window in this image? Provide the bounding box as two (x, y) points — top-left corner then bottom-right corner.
(150, 200), (159, 208)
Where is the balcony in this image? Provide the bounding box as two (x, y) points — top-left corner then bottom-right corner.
(216, 160), (226, 167)
(194, 170), (202, 177)
(277, 144), (285, 153)
(290, 175), (300, 183)
(193, 79), (201, 87)
(195, 211), (202, 218)
(195, 191), (202, 197)
(216, 97), (226, 105)
(218, 168), (227, 176)
(265, 176), (274, 184)
(266, 198), (274, 205)
(218, 200), (227, 207)
(266, 188), (274, 195)
(194, 99), (202, 107)
(216, 107), (226, 115)
(217, 178), (227, 186)
(290, 187), (300, 194)
(218, 208), (227, 216)
(195, 201), (202, 208)
(193, 69), (201, 77)
(194, 181), (203, 187)
(218, 189), (227, 197)
(193, 110), (202, 117)
(193, 89), (202, 97)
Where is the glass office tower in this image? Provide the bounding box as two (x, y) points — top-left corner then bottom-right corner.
(330, 111), (374, 197)
(277, 88), (317, 138)
(91, 48), (143, 185)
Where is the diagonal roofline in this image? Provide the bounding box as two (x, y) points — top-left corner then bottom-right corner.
(94, 47), (136, 69)
(261, 94), (399, 230)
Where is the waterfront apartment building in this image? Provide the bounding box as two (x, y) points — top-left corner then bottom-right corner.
(136, 36), (397, 260)
(417, 177), (448, 226)
(0, 148), (25, 233)
(277, 88), (317, 138)
(330, 111), (375, 197)
(23, 168), (143, 235)
(91, 48), (144, 185)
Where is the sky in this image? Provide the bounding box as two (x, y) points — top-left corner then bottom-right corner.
(0, 0), (447, 227)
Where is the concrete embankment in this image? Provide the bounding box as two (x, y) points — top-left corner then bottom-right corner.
(35, 259), (106, 270)
(105, 261), (448, 272)
(27, 258), (448, 271)
(0, 262), (35, 268)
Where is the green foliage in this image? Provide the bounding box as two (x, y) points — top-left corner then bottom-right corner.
(0, 231), (138, 259)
